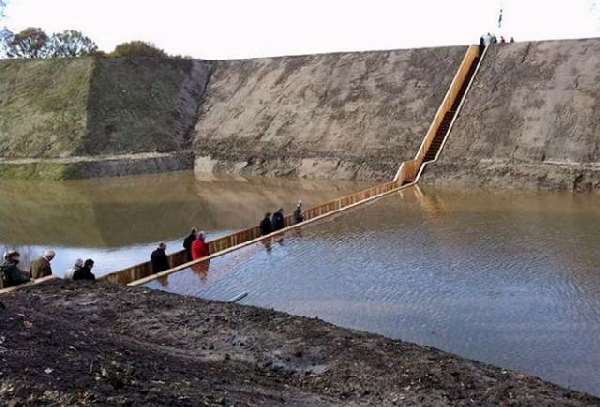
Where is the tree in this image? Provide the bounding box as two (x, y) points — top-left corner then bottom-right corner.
(0, 0), (7, 18)
(110, 41), (167, 58)
(0, 28), (10, 58)
(5, 27), (49, 58)
(0, 0), (9, 58)
(3, 27), (98, 59)
(47, 30), (98, 57)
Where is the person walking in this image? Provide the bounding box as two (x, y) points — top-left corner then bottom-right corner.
(272, 209), (285, 231)
(0, 251), (30, 289)
(64, 258), (84, 280)
(260, 213), (272, 236)
(30, 250), (55, 280)
(151, 242), (170, 273)
(191, 231), (210, 260)
(73, 259), (95, 281)
(183, 227), (198, 261)
(293, 201), (304, 224)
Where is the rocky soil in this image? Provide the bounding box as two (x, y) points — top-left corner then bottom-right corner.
(1, 281), (598, 406)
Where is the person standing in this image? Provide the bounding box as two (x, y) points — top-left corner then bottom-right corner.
(0, 251), (30, 289)
(479, 36), (486, 54)
(73, 259), (95, 281)
(293, 201), (304, 224)
(183, 227), (198, 261)
(30, 250), (55, 280)
(271, 209), (285, 231)
(260, 213), (272, 236)
(191, 231), (210, 260)
(151, 242), (170, 273)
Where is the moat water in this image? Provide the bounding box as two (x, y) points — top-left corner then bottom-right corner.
(4, 173), (600, 395)
(147, 185), (600, 396)
(0, 172), (368, 276)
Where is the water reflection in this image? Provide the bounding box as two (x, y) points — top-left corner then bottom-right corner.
(0, 172), (369, 276)
(148, 186), (600, 395)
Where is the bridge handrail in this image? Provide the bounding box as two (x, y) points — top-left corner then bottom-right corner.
(100, 179), (404, 285)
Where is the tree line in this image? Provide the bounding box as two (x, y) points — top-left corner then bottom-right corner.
(0, 27), (172, 59)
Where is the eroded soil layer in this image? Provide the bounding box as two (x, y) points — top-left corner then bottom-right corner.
(0, 281), (597, 406)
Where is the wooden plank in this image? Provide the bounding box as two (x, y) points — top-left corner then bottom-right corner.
(0, 276), (57, 295)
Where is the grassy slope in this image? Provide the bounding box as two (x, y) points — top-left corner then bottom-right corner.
(81, 57), (198, 155)
(0, 58), (93, 158)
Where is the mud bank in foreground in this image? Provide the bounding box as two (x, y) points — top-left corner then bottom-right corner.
(1, 282), (597, 406)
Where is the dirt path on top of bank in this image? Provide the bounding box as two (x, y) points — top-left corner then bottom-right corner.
(0, 281), (597, 406)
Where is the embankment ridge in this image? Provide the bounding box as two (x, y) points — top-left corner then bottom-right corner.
(2, 38), (600, 187)
(194, 46), (466, 180)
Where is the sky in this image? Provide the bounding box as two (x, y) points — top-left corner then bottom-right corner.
(2, 0), (600, 59)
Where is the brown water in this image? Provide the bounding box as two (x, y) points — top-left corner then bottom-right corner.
(148, 186), (600, 396)
(0, 172), (369, 276)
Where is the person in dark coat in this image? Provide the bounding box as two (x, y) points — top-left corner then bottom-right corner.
(151, 242), (170, 273)
(73, 259), (95, 281)
(293, 201), (304, 224)
(0, 251), (30, 289)
(479, 36), (485, 54)
(30, 250), (55, 280)
(260, 213), (272, 236)
(182, 228), (197, 261)
(271, 209), (285, 231)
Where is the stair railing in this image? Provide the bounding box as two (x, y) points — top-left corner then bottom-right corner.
(412, 44), (488, 184)
(394, 45), (482, 184)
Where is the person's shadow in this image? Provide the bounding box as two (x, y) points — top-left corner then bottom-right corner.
(192, 260), (210, 281)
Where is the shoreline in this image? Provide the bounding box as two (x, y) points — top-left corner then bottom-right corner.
(1, 281), (597, 406)
(0, 151), (194, 180)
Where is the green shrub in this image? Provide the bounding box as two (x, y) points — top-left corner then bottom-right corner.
(110, 41), (167, 58)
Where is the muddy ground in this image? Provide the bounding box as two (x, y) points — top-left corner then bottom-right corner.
(0, 281), (598, 406)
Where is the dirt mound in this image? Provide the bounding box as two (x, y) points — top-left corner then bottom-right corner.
(194, 46), (466, 181)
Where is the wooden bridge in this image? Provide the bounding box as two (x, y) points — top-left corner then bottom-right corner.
(1, 45), (486, 294)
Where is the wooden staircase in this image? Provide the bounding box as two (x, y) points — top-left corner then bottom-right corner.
(395, 46), (484, 185)
(422, 55), (480, 163)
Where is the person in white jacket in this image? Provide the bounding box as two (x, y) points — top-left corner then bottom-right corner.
(64, 258), (84, 280)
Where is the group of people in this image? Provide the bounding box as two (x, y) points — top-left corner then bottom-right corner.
(149, 228), (211, 274)
(150, 201), (306, 275)
(0, 250), (96, 290)
(260, 201), (304, 236)
(480, 33), (515, 51)
(2, 201), (309, 288)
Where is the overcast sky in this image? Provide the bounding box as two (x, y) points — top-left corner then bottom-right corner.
(2, 0), (600, 59)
